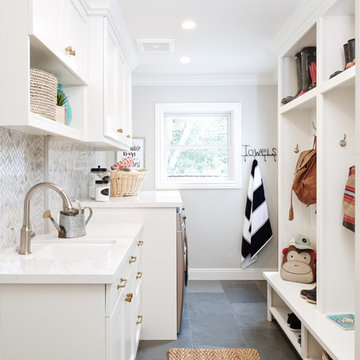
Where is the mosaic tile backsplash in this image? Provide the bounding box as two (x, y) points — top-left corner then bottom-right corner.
(0, 128), (107, 249)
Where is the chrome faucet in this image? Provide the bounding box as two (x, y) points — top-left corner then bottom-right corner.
(19, 182), (73, 255)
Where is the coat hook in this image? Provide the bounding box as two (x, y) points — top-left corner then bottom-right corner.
(294, 144), (299, 153)
(312, 121), (317, 132)
(339, 134), (347, 147)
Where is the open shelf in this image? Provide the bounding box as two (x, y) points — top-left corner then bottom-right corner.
(23, 113), (84, 140)
(280, 87), (318, 114)
(30, 36), (87, 86)
(321, 66), (355, 94)
(264, 272), (354, 360)
(269, 306), (301, 356)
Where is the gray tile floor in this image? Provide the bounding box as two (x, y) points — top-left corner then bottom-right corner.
(136, 280), (301, 360)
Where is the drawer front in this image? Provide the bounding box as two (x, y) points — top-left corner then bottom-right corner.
(106, 239), (141, 316)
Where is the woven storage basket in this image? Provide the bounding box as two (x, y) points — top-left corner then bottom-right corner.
(110, 169), (149, 197)
(30, 68), (58, 121)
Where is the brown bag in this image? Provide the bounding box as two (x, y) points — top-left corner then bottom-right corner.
(289, 137), (317, 220)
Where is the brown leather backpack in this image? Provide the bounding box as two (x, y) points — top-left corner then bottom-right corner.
(289, 137), (317, 220)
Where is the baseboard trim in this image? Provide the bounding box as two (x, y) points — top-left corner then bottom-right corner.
(188, 268), (277, 281)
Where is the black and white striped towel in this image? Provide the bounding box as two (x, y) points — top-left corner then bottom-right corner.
(241, 159), (273, 269)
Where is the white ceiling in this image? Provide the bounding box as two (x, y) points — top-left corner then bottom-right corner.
(118, 0), (305, 80)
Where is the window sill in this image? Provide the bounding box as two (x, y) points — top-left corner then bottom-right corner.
(155, 182), (242, 190)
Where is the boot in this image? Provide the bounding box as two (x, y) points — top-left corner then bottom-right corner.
(305, 286), (317, 304)
(329, 42), (352, 79)
(281, 52), (302, 104)
(299, 47), (316, 95)
(300, 285), (316, 300)
(347, 38), (355, 68)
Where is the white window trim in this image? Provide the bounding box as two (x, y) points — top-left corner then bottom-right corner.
(155, 103), (242, 190)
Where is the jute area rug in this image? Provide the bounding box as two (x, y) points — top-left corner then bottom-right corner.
(168, 348), (261, 360)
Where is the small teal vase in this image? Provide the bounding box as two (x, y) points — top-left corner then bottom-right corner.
(57, 84), (72, 126)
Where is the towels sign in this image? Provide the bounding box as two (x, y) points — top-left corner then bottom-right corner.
(242, 144), (277, 162)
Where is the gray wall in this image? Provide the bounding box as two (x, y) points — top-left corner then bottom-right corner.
(132, 84), (278, 271)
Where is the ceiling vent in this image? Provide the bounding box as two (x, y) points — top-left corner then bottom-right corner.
(136, 39), (175, 53)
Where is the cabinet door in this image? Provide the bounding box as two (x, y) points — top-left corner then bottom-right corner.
(31, 0), (65, 55)
(123, 66), (132, 140)
(107, 297), (126, 360)
(65, 0), (88, 78)
(103, 18), (125, 142)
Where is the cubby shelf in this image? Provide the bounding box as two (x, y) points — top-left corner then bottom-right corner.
(321, 66), (355, 94)
(26, 113), (84, 141)
(269, 306), (301, 356)
(264, 272), (354, 360)
(279, 87), (318, 114)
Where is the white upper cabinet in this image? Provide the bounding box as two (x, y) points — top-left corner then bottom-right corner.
(31, 0), (88, 82)
(103, 18), (132, 144)
(0, 0), (137, 148)
(65, 0), (88, 80)
(31, 0), (65, 56)
(86, 16), (133, 149)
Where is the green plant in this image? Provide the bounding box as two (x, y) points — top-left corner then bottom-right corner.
(57, 91), (68, 106)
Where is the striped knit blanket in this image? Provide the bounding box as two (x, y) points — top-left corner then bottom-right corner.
(241, 159), (273, 269)
(343, 166), (355, 232)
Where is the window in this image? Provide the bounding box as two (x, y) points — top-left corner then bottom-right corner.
(155, 103), (241, 189)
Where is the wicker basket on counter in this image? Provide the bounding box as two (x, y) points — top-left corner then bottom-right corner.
(30, 68), (58, 121)
(110, 169), (149, 197)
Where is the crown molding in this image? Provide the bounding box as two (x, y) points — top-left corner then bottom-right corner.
(271, 0), (337, 56)
(133, 74), (277, 87)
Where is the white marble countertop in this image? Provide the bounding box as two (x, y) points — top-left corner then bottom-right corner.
(81, 190), (182, 208)
(0, 223), (143, 284)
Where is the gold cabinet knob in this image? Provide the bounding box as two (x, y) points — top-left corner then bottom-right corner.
(136, 271), (142, 279)
(117, 128), (123, 133)
(126, 134), (131, 138)
(136, 315), (143, 325)
(117, 278), (127, 289)
(125, 293), (133, 302)
(129, 256), (137, 264)
(137, 240), (144, 246)
(65, 46), (72, 52)
(69, 50), (76, 56)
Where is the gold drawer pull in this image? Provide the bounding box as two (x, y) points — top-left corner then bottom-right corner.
(125, 293), (133, 303)
(126, 134), (131, 138)
(117, 278), (127, 289)
(69, 50), (76, 56)
(136, 315), (143, 325)
(136, 272), (142, 279)
(117, 128), (123, 133)
(65, 46), (72, 52)
(137, 240), (144, 246)
(129, 256), (137, 264)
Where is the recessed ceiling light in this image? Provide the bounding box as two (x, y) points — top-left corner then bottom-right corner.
(181, 20), (196, 30)
(179, 56), (191, 64)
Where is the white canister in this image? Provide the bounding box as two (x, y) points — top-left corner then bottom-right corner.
(89, 166), (108, 199)
(95, 178), (110, 201)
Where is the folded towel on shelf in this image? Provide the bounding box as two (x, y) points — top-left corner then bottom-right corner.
(241, 159), (273, 269)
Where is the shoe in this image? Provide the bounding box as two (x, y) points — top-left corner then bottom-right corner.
(300, 285), (316, 299)
(287, 312), (297, 325)
(287, 312), (301, 331)
(305, 286), (317, 304)
(289, 317), (301, 331)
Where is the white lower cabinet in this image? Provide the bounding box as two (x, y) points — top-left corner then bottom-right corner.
(0, 237), (142, 360)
